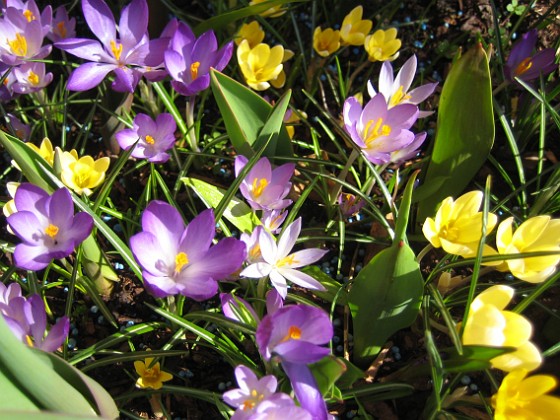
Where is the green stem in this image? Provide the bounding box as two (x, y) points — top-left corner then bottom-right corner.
(185, 96), (200, 152)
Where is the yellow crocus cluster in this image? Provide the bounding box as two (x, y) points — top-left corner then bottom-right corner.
(461, 285), (542, 372)
(58, 148), (110, 196)
(235, 21), (265, 48)
(313, 27), (341, 58)
(364, 27), (401, 62)
(237, 39), (292, 91)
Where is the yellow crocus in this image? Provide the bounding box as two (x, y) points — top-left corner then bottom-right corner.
(237, 40), (284, 91)
(235, 21), (265, 48)
(492, 369), (560, 419)
(340, 6), (372, 46)
(364, 28), (401, 62)
(313, 27), (341, 57)
(134, 357), (173, 390)
(462, 285), (542, 372)
(270, 48), (293, 89)
(422, 191), (498, 258)
(58, 148), (110, 196)
(27, 137), (55, 166)
(249, 0), (286, 17)
(495, 215), (560, 283)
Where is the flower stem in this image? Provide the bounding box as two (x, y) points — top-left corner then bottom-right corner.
(185, 96), (200, 152)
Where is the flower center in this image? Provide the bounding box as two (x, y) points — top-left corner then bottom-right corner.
(251, 178), (269, 198)
(55, 21), (67, 39)
(23, 9), (36, 22)
(277, 254), (298, 267)
(174, 252), (189, 273)
(145, 135), (155, 145)
(363, 117), (392, 146)
(249, 243), (261, 259)
(514, 57), (533, 76)
(281, 325), (302, 342)
(190, 61), (201, 80)
(45, 224), (59, 238)
(389, 85), (412, 107)
(28, 71), (39, 85)
(110, 40), (123, 61)
(241, 389), (264, 411)
(71, 162), (94, 187)
(8, 33), (28, 57)
(441, 224), (459, 241)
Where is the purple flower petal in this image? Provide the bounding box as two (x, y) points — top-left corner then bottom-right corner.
(67, 62), (116, 91)
(282, 362), (328, 420)
(119, 0), (148, 49)
(82, 0), (116, 47)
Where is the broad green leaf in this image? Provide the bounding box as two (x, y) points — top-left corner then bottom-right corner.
(0, 364), (40, 411)
(310, 356), (347, 397)
(348, 173), (423, 367)
(182, 177), (260, 234)
(415, 44), (494, 223)
(210, 69), (293, 159)
(0, 314), (96, 415)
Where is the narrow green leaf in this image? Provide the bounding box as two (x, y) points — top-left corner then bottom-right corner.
(182, 177), (259, 234)
(415, 44), (494, 223)
(301, 266), (346, 305)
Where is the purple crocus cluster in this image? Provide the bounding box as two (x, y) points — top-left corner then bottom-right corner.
(344, 54), (437, 165)
(0, 282), (69, 352)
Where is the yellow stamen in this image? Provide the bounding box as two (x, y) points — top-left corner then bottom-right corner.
(8, 33), (28, 57)
(251, 178), (269, 198)
(514, 57), (533, 76)
(277, 254), (298, 267)
(4, 78), (9, 86)
(145, 135), (155, 145)
(26, 335), (34, 347)
(363, 117), (392, 146)
(190, 61), (201, 80)
(388, 85), (412, 107)
(249, 243), (261, 259)
(242, 400), (256, 411)
(28, 71), (39, 85)
(281, 325), (302, 342)
(110, 40), (123, 61)
(23, 9), (36, 22)
(45, 224), (59, 238)
(55, 21), (67, 39)
(174, 252), (189, 273)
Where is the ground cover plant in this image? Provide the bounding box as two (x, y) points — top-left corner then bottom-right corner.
(1, 0), (560, 418)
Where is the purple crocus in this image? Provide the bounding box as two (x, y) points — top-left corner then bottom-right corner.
(12, 61), (53, 94)
(240, 218), (328, 299)
(116, 113), (177, 163)
(343, 93), (419, 165)
(164, 21), (233, 96)
(256, 304), (333, 420)
(220, 293), (260, 326)
(235, 155), (295, 211)
(47, 5), (76, 42)
(337, 192), (364, 218)
(505, 29), (556, 82)
(261, 209), (287, 234)
(368, 55), (438, 117)
(130, 201), (246, 300)
(55, 0), (168, 92)
(7, 183), (93, 271)
(0, 282), (69, 352)
(389, 131), (427, 165)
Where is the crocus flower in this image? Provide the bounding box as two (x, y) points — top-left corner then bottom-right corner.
(47, 5), (76, 42)
(461, 285), (542, 372)
(389, 131), (427, 164)
(3, 0), (52, 35)
(55, 0), (168, 92)
(368, 55), (438, 117)
(0, 3), (52, 65)
(223, 365), (279, 419)
(12, 61), (53, 94)
(27, 137), (54, 165)
(261, 209), (287, 234)
(6, 183), (93, 270)
(313, 27), (341, 57)
(250, 395), (313, 420)
(3, 112), (30, 140)
(235, 155), (295, 211)
(235, 21), (265, 48)
(58, 148), (110, 196)
(220, 293), (259, 326)
(0, 63), (16, 100)
(240, 225), (265, 265)
(256, 304), (332, 420)
(340, 6), (372, 46)
(337, 192), (364, 218)
(164, 21), (233, 96)
(130, 201), (246, 300)
(0, 285), (70, 352)
(491, 369), (560, 419)
(494, 215), (560, 283)
(364, 28), (401, 62)
(343, 93), (419, 164)
(116, 113), (177, 163)
(237, 40), (285, 91)
(240, 218), (328, 299)
(134, 356), (173, 390)
(504, 29), (556, 82)
(422, 191), (498, 258)
(249, 0), (287, 18)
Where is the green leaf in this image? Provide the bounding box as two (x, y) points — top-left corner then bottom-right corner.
(442, 345), (515, 373)
(310, 356), (347, 397)
(415, 44), (494, 223)
(182, 177), (260, 234)
(348, 173), (423, 367)
(0, 364), (40, 411)
(0, 314), (96, 415)
(301, 266), (346, 305)
(210, 69), (293, 159)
